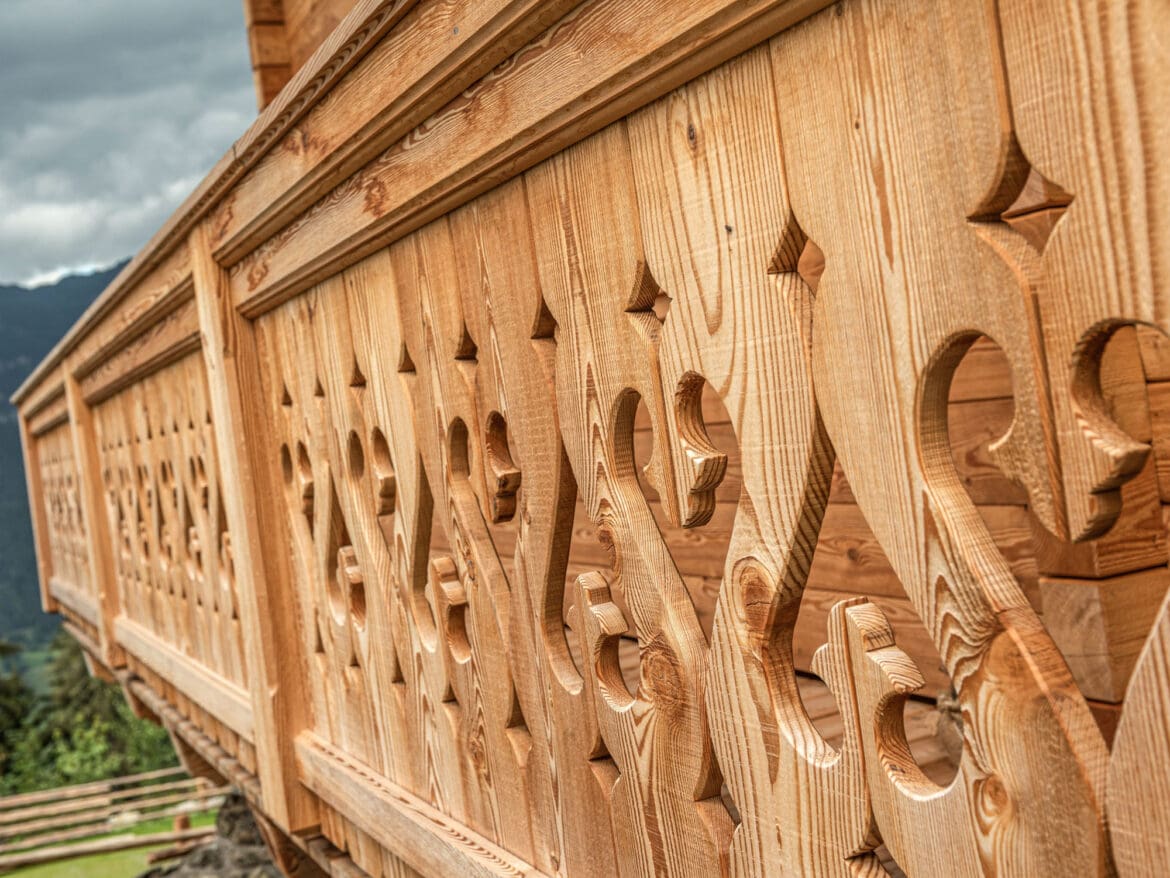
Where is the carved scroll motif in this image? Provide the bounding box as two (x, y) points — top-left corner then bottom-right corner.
(996, 1), (1170, 873)
(773, 0), (1110, 872)
(163, 0), (1169, 874)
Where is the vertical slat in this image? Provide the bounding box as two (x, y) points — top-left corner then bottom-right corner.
(188, 220), (319, 832)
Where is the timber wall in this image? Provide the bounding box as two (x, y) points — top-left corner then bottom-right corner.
(12, 0), (1170, 875)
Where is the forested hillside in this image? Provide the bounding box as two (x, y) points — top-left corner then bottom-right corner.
(0, 264), (125, 661)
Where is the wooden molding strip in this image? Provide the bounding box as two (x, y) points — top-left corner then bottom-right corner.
(122, 675), (364, 877)
(114, 617), (255, 742)
(48, 577), (100, 629)
(26, 392), (69, 437)
(210, 0), (580, 266)
(296, 732), (544, 878)
(231, 0), (834, 316)
(78, 293), (202, 405)
(122, 675), (262, 803)
(21, 377), (65, 424)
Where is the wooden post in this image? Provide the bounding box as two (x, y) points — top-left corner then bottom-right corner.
(16, 406), (58, 615)
(188, 220), (318, 833)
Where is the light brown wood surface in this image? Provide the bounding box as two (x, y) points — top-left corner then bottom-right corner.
(11, 0), (1170, 875)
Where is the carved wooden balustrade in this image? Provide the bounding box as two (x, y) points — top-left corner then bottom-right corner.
(12, 0), (1170, 875)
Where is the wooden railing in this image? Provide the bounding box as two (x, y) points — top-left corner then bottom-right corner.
(12, 0), (1170, 875)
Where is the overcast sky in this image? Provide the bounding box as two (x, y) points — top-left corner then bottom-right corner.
(0, 1), (256, 286)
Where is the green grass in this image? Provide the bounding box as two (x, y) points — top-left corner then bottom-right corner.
(6, 810), (218, 878)
(128, 810), (216, 836)
(7, 844), (170, 878)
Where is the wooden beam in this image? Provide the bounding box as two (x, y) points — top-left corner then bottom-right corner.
(17, 412), (58, 614)
(230, 0), (835, 315)
(189, 220), (318, 832)
(296, 733), (544, 878)
(115, 617), (254, 741)
(0, 827), (216, 872)
(0, 768), (186, 813)
(48, 578), (99, 630)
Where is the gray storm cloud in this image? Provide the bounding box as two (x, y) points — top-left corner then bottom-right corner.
(0, 0), (255, 284)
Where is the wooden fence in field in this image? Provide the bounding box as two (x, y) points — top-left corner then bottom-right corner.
(11, 0), (1170, 875)
(0, 768), (224, 872)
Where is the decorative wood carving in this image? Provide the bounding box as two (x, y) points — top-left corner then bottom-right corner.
(13, 0), (1170, 874)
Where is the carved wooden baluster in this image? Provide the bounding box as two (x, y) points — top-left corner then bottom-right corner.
(181, 372), (221, 681)
(773, 0), (1111, 872)
(387, 226), (488, 827)
(997, 0), (1168, 542)
(310, 269), (473, 878)
(262, 304), (352, 755)
(157, 382), (194, 664)
(305, 280), (387, 792)
(260, 296), (388, 867)
(389, 215), (539, 860)
(338, 250), (434, 808)
(448, 177), (615, 878)
(309, 272), (407, 787)
(624, 47), (877, 875)
(529, 122), (729, 877)
(995, 1), (1170, 871)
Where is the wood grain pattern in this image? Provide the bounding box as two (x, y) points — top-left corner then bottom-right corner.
(13, 0), (1170, 874)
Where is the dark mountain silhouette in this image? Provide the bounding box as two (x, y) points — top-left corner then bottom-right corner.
(0, 263), (126, 654)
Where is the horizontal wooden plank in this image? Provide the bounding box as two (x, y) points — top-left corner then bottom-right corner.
(283, 0), (356, 71)
(0, 767), (187, 813)
(296, 732), (545, 877)
(0, 785), (227, 844)
(78, 295), (201, 405)
(0, 779), (201, 827)
(564, 498), (1039, 607)
(13, 245), (192, 411)
(122, 676), (263, 804)
(948, 336), (1013, 403)
(243, 0), (287, 27)
(230, 0), (835, 315)
(0, 827), (215, 872)
(249, 22), (292, 67)
(48, 578), (100, 629)
(831, 397), (1026, 506)
(808, 503), (1039, 603)
(20, 375), (66, 425)
(212, 0), (589, 265)
(61, 621), (102, 665)
(114, 617), (255, 742)
(26, 392), (68, 437)
(1137, 325), (1170, 382)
